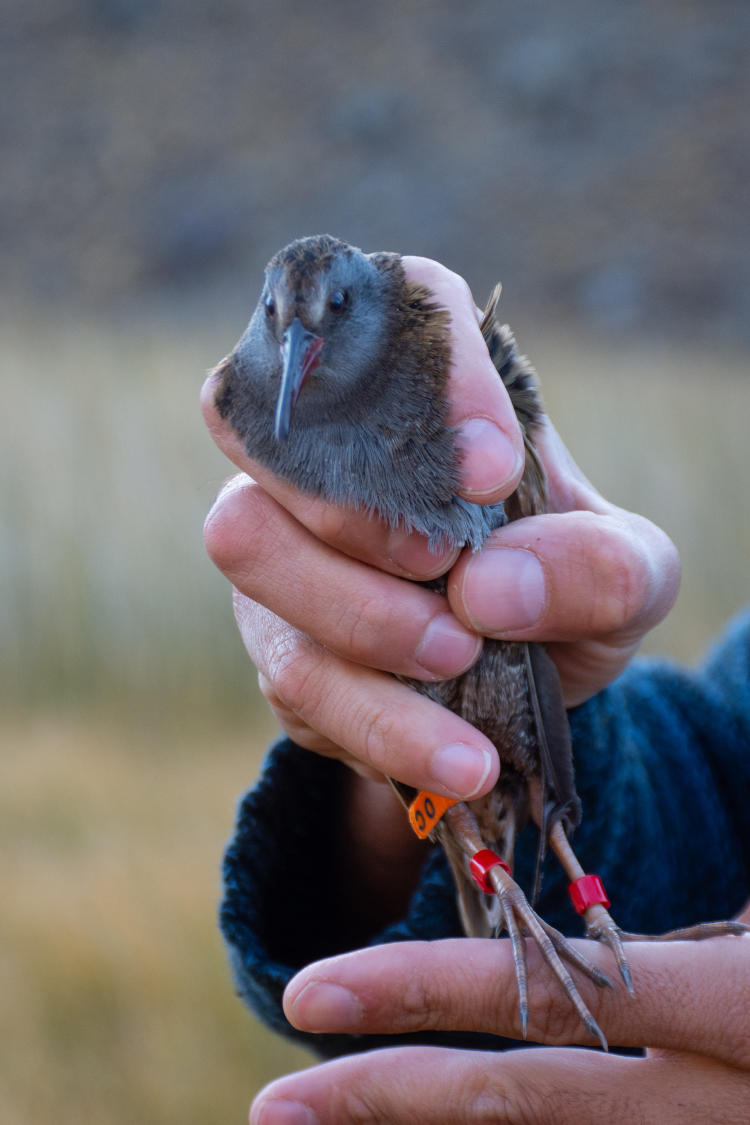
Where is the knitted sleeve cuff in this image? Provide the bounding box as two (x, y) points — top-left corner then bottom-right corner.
(219, 737), (520, 1055)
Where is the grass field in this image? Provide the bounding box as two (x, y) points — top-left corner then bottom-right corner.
(2, 308), (748, 1122)
(0, 710), (312, 1125)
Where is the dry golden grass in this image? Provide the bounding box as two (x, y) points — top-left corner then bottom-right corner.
(1, 307), (748, 1121)
(0, 710), (311, 1125)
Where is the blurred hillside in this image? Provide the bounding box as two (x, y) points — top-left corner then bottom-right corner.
(4, 0), (750, 342)
(2, 3), (749, 1123)
(3, 0), (749, 715)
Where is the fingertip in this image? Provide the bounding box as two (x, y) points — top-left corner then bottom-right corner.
(428, 742), (498, 800)
(284, 980), (364, 1034)
(202, 473), (259, 570)
(251, 1096), (319, 1125)
(400, 259), (525, 504)
(450, 546), (548, 636)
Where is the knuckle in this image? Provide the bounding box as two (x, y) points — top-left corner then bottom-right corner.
(536, 999), (581, 1047)
(256, 671), (282, 709)
(444, 269), (475, 310)
(333, 591), (391, 661)
(203, 478), (270, 577)
(337, 1088), (383, 1125)
(574, 513), (651, 635)
(310, 498), (352, 544)
(528, 974), (586, 1046)
(463, 1069), (519, 1125)
(265, 631), (321, 716)
(202, 497), (237, 572)
(231, 592), (287, 669)
(397, 971), (446, 1029)
(633, 518), (681, 623)
(349, 696), (400, 773)
(584, 512), (681, 638)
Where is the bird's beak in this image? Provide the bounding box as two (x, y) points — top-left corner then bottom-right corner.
(275, 318), (324, 441)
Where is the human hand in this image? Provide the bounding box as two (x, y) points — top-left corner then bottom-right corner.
(247, 905), (750, 1124)
(202, 255), (680, 802)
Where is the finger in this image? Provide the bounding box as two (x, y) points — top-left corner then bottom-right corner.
(204, 475), (482, 682)
(449, 510), (673, 640)
(255, 669), (360, 764)
(447, 509), (679, 707)
(234, 606), (499, 801)
(446, 424), (680, 704)
(250, 1044), (750, 1125)
(401, 256), (524, 502)
(282, 934), (750, 1068)
(449, 421), (679, 645)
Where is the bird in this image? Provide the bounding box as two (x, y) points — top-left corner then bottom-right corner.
(210, 233), (746, 1047)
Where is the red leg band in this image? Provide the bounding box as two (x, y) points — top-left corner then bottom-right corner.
(470, 849), (511, 894)
(568, 873), (610, 914)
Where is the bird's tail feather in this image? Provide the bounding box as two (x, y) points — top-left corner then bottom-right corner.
(480, 286), (547, 519)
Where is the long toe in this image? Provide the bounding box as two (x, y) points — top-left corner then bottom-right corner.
(586, 912), (635, 995)
(494, 877), (609, 1049)
(539, 918), (614, 991)
(614, 919), (750, 944)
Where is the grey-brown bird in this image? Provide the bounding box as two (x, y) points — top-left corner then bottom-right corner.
(211, 234), (745, 1047)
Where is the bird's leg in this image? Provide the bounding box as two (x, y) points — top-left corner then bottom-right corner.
(547, 820), (750, 992)
(547, 819), (635, 994)
(441, 802), (611, 1048)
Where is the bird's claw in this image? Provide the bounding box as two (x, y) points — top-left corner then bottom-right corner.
(490, 869), (610, 1050)
(585, 911), (750, 996)
(585, 910), (635, 996)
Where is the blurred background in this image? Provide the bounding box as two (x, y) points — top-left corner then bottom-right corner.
(2, 1), (748, 1121)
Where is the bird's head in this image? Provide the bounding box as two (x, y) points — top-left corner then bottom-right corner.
(237, 235), (394, 440)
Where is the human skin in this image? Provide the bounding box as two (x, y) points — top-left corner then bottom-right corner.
(254, 901), (750, 1125)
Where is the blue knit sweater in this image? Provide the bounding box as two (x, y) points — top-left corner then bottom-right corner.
(220, 611), (750, 1057)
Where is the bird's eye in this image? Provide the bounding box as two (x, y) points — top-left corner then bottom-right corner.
(328, 290), (347, 313)
(265, 295), (276, 317)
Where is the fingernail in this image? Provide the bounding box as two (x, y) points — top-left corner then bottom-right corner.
(462, 548), (547, 633)
(288, 981), (363, 1033)
(459, 418), (523, 498)
(387, 527), (457, 577)
(430, 742), (493, 799)
(253, 1099), (319, 1125)
(415, 613), (482, 678)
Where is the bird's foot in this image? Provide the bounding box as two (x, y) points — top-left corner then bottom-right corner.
(487, 863), (612, 1049)
(584, 907), (749, 995)
(610, 918), (750, 944)
(584, 905), (635, 996)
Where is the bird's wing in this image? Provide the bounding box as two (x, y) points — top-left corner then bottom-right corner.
(524, 642), (581, 833)
(523, 640), (582, 901)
